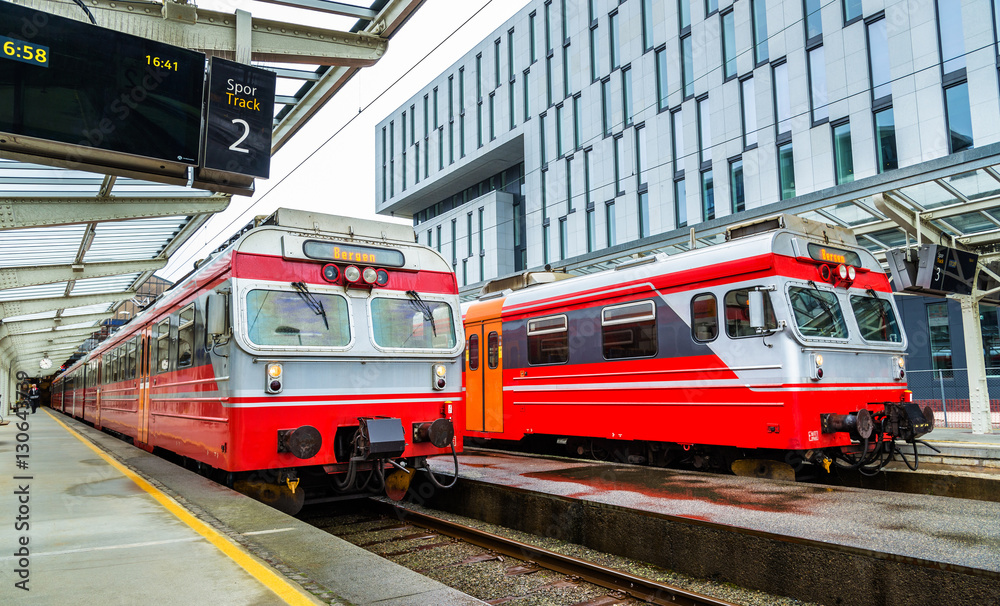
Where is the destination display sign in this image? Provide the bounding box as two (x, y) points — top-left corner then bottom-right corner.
(807, 243), (862, 267)
(303, 240), (406, 267)
(0, 2), (205, 165)
(202, 56), (276, 179)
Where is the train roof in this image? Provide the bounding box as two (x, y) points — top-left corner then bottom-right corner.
(474, 214), (882, 316)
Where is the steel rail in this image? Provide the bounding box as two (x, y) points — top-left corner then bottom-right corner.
(381, 502), (740, 606)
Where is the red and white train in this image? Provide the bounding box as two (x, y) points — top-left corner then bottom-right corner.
(462, 214), (934, 479)
(51, 208), (464, 512)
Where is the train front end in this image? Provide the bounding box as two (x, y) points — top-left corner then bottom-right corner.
(222, 210), (464, 512)
(723, 215), (935, 477)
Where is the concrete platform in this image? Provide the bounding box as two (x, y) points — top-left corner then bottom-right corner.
(425, 449), (1000, 606)
(0, 408), (486, 605)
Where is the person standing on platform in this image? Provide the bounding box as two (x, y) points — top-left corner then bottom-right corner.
(28, 383), (40, 414)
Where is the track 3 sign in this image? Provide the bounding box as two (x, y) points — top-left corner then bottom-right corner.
(203, 57), (276, 179)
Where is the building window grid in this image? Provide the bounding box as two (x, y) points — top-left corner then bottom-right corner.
(555, 104), (564, 158)
(415, 142), (419, 184)
(697, 96), (711, 167)
(559, 217), (568, 260)
(546, 55), (554, 107)
(530, 11), (537, 63)
(540, 112), (547, 164)
(740, 77), (757, 149)
(495, 39), (501, 90)
(508, 29), (515, 80)
(565, 156), (573, 212)
(752, 0), (768, 65)
(808, 45), (828, 124)
(423, 95), (429, 138)
(606, 201), (616, 247)
(655, 46), (669, 111)
(510, 80), (517, 130)
(671, 108), (684, 177)
(523, 68), (531, 122)
(636, 125), (647, 187)
(773, 62), (791, 140)
(489, 92), (496, 141)
(622, 66), (633, 127)
(642, 0), (654, 51)
(590, 25), (600, 82)
(614, 134), (625, 195)
(562, 45), (571, 100)
(601, 77), (612, 137)
(467, 213), (473, 257)
(610, 11), (620, 70)
(730, 157), (745, 213)
(674, 178), (687, 228)
(778, 141), (795, 199)
(573, 95), (582, 150)
(832, 120), (854, 184)
(701, 169), (715, 221)
(722, 9), (737, 80)
(681, 34), (694, 99)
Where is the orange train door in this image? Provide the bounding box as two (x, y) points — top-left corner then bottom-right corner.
(465, 297), (505, 433)
(137, 327), (152, 445)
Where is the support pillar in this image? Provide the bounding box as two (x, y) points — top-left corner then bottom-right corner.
(958, 295), (993, 434)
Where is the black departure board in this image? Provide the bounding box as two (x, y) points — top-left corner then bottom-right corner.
(0, 2), (205, 165)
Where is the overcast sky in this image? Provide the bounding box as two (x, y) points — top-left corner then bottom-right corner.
(160, 0), (530, 281)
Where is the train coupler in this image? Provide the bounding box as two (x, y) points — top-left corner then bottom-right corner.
(881, 402), (935, 443)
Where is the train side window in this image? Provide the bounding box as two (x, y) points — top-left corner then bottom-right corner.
(487, 331), (500, 369)
(113, 349), (122, 383)
(155, 318), (171, 373)
(691, 294), (719, 342)
(527, 315), (568, 365)
(603, 300), (657, 359)
(177, 304), (195, 368)
(127, 338), (137, 379)
(468, 334), (480, 370)
(725, 288), (777, 337)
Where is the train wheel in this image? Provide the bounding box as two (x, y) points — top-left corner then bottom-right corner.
(731, 459), (796, 482)
(234, 479), (305, 516)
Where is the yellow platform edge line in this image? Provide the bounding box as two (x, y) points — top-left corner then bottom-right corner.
(44, 410), (324, 606)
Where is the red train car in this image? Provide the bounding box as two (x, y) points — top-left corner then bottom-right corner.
(51, 209), (465, 512)
(463, 215), (933, 478)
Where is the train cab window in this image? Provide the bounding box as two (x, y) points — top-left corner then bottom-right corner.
(850, 295), (902, 342)
(487, 331), (500, 369)
(788, 287), (849, 338)
(527, 315), (568, 365)
(177, 304), (195, 367)
(724, 288), (777, 337)
(691, 294), (719, 342)
(370, 297), (457, 350)
(155, 318), (171, 373)
(246, 289), (351, 347)
(468, 334), (480, 370)
(603, 300), (658, 359)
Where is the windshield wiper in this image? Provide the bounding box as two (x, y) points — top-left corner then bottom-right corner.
(291, 281), (328, 330)
(406, 290), (437, 336)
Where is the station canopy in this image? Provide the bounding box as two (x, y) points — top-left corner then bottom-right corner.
(0, 0), (424, 374)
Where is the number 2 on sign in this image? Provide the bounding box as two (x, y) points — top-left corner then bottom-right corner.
(229, 119), (250, 153)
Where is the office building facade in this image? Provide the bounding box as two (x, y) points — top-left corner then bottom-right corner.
(375, 0), (1000, 292)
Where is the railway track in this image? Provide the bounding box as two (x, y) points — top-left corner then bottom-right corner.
(302, 499), (810, 606)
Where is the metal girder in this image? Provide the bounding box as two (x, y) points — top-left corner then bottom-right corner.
(7, 341), (82, 360)
(0, 259), (166, 291)
(0, 197), (230, 230)
(19, 0), (387, 66)
(0, 291), (135, 319)
(257, 0), (377, 19)
(0, 312), (112, 340)
(1, 326), (101, 348)
(872, 193), (973, 251)
(2, 332), (93, 358)
(271, 0), (424, 153)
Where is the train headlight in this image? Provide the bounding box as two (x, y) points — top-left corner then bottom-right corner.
(893, 356), (906, 380)
(848, 266), (857, 280)
(344, 265), (361, 283)
(362, 267), (378, 284)
(810, 353), (824, 381)
(432, 364), (447, 390)
(266, 363), (283, 394)
(838, 264), (849, 280)
(375, 269), (390, 286)
(321, 263), (340, 283)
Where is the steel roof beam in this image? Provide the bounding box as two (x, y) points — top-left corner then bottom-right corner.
(7, 342), (82, 360)
(0, 196), (230, 230)
(0, 326), (102, 348)
(0, 291), (135, 319)
(0, 312), (112, 341)
(271, 0), (424, 153)
(0, 259), (166, 291)
(17, 0), (387, 66)
(2, 333), (96, 357)
(255, 0), (377, 19)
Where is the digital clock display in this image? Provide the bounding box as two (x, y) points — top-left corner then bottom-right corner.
(2, 35), (49, 67)
(0, 3), (205, 165)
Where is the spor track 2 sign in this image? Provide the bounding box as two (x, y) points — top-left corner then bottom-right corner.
(202, 56), (276, 180)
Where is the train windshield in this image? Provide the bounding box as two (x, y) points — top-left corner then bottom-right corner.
(788, 287), (849, 339)
(370, 297), (457, 350)
(245, 289), (350, 347)
(850, 295), (902, 342)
